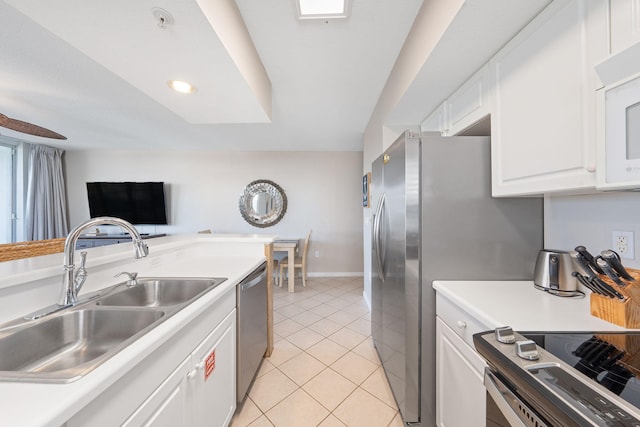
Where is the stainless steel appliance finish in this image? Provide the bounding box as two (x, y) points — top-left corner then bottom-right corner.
(371, 131), (543, 426)
(475, 329), (640, 426)
(236, 262), (268, 403)
(0, 276), (227, 383)
(533, 249), (580, 296)
(485, 369), (549, 427)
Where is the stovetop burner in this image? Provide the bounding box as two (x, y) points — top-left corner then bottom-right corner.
(523, 332), (640, 414)
(475, 329), (640, 426)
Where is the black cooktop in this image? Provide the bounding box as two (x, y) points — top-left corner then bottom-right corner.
(523, 332), (640, 413)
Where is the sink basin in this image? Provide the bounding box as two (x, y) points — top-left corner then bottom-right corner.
(0, 309), (164, 382)
(96, 278), (226, 308)
(0, 276), (227, 383)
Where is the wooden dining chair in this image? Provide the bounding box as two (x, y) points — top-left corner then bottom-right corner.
(279, 230), (312, 287)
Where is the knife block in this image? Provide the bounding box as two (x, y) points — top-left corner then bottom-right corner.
(590, 267), (640, 329)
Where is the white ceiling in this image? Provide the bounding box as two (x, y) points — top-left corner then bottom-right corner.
(0, 0), (423, 151)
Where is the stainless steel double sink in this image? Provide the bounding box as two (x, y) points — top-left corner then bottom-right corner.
(0, 277), (226, 383)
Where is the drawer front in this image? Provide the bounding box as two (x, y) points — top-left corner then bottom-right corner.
(436, 293), (489, 348)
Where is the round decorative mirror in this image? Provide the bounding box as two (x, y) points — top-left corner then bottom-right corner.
(239, 179), (287, 228)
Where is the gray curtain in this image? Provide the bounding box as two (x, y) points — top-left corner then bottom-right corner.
(25, 144), (68, 240)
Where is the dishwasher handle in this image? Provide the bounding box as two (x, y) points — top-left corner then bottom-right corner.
(240, 263), (267, 291)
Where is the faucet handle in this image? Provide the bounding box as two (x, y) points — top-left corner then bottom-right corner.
(115, 271), (139, 287)
(74, 251), (89, 292)
(78, 251), (88, 269)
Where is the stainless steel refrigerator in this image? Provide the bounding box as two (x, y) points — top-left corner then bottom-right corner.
(371, 131), (543, 426)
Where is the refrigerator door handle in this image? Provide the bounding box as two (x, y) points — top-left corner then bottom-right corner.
(373, 193), (386, 281)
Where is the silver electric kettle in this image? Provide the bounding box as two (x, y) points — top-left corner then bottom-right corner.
(533, 249), (580, 296)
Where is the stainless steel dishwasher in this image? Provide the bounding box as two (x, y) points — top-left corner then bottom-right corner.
(236, 261), (267, 403)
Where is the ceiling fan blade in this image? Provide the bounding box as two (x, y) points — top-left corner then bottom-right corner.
(0, 113), (67, 140)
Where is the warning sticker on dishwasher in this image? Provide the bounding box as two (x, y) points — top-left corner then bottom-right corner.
(204, 350), (216, 380)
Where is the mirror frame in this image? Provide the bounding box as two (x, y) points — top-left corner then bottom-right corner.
(238, 179), (287, 228)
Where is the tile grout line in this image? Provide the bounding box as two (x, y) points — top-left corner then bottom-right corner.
(233, 277), (399, 427)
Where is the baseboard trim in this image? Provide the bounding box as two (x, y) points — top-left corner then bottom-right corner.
(307, 272), (364, 278)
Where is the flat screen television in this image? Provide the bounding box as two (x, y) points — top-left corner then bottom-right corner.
(86, 182), (168, 225)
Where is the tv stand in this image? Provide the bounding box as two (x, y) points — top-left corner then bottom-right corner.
(76, 233), (166, 249)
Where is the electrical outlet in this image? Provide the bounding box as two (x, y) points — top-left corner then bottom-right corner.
(612, 230), (635, 259)
(314, 251), (320, 258)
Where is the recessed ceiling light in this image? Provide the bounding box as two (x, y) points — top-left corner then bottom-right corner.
(296, 0), (350, 19)
(168, 80), (196, 94)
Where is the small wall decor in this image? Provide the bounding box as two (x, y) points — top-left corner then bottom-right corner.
(239, 179), (287, 227)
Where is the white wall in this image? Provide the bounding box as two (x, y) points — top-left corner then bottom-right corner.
(64, 150), (363, 275)
(362, 0), (465, 171)
(545, 192), (640, 269)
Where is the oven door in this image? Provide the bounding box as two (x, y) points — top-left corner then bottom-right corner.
(485, 369), (550, 427)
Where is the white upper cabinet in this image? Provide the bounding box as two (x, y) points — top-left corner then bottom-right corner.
(610, 0), (640, 54)
(490, 0), (608, 196)
(421, 65), (491, 136)
(444, 65), (491, 136)
(420, 102), (446, 134)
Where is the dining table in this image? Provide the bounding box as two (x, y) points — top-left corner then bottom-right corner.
(273, 239), (298, 292)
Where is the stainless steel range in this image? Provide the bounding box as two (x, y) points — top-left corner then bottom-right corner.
(474, 328), (640, 426)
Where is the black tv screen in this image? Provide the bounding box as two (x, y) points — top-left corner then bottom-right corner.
(86, 182), (168, 225)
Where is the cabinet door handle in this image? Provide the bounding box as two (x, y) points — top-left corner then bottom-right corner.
(187, 369), (198, 380)
(456, 320), (467, 330)
(196, 361), (205, 371)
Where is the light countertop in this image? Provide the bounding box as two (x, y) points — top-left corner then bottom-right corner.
(0, 233), (275, 289)
(0, 233), (273, 427)
(433, 280), (632, 332)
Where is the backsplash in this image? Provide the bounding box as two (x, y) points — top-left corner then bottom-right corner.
(545, 192), (640, 269)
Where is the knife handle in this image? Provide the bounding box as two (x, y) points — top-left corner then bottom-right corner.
(596, 257), (627, 287)
(601, 250), (635, 281)
(575, 246), (605, 274)
(569, 251), (596, 277)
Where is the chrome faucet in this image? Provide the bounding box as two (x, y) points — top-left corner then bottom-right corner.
(59, 216), (149, 307)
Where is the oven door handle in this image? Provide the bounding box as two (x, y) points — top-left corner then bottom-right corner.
(485, 369), (541, 427)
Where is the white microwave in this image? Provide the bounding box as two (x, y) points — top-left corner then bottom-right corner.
(596, 42), (640, 190)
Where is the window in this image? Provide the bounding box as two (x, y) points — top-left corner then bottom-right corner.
(0, 142), (15, 243)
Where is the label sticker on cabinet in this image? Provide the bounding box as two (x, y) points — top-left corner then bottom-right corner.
(204, 349), (216, 381)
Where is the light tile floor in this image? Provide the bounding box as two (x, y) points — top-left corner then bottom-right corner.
(231, 277), (402, 427)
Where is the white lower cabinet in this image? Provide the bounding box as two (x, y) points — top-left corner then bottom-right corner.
(436, 317), (487, 427)
(122, 357), (191, 427)
(191, 312), (236, 427)
(67, 288), (237, 427)
(122, 311), (236, 427)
